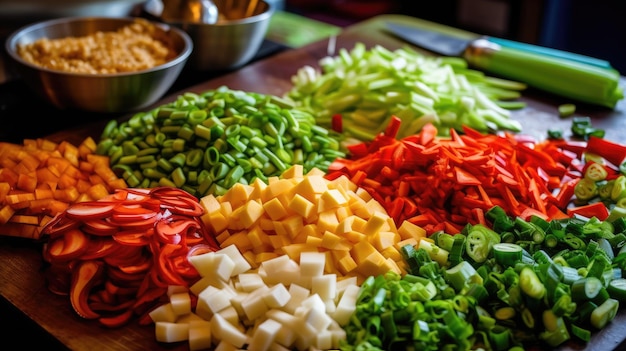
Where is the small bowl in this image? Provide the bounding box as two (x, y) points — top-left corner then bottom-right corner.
(5, 16), (193, 113)
(162, 0), (273, 71)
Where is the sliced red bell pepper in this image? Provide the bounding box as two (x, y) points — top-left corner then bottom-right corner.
(567, 202), (610, 221)
(586, 136), (626, 168)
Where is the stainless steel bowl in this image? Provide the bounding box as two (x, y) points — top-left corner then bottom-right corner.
(163, 0), (273, 71)
(5, 16), (193, 113)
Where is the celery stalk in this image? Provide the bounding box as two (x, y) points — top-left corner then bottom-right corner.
(288, 43), (526, 140)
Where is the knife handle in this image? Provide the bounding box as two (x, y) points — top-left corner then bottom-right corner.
(486, 36), (613, 70)
(464, 40), (624, 108)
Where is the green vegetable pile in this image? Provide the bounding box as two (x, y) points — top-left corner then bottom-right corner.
(287, 42), (527, 140)
(341, 206), (626, 350)
(95, 86), (345, 197)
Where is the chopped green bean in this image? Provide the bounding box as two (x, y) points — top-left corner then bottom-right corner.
(96, 86), (346, 197)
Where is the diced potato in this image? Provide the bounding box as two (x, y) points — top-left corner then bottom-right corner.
(155, 321), (189, 343)
(188, 320), (212, 351)
(210, 313), (248, 348)
(299, 251), (326, 277)
(149, 303), (178, 323)
(247, 318), (282, 351)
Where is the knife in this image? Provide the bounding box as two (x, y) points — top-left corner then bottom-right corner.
(385, 22), (624, 108)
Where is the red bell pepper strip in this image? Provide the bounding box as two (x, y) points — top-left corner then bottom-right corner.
(326, 121), (607, 235)
(586, 136), (626, 168)
(332, 113), (343, 133)
(41, 186), (220, 328)
(566, 202), (610, 221)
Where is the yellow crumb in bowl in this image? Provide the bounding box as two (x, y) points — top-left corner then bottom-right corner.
(16, 19), (178, 74)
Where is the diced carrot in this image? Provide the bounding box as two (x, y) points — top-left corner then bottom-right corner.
(36, 167), (59, 184)
(107, 178), (128, 191)
(0, 182), (10, 202)
(57, 172), (78, 189)
(0, 138), (127, 239)
(0, 168), (19, 186)
(76, 179), (93, 194)
(9, 214), (40, 226)
(0, 221), (38, 239)
(79, 161), (95, 173)
(35, 188), (54, 199)
(0, 204), (15, 224)
(17, 173), (38, 193)
(47, 157), (71, 174)
(55, 187), (80, 203)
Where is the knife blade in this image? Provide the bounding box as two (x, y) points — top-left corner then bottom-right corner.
(385, 22), (624, 108)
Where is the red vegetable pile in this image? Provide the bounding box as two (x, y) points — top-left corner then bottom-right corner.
(326, 117), (593, 235)
(41, 187), (219, 327)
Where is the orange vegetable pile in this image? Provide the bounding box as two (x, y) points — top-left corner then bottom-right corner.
(0, 138), (127, 239)
(326, 118), (586, 235)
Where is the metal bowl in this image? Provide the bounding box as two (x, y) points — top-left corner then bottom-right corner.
(4, 16), (193, 113)
(163, 0), (273, 71)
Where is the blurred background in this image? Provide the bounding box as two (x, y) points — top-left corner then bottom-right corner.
(1, 0), (624, 74)
(284, 0), (626, 74)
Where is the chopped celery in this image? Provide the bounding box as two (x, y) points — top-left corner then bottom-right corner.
(288, 43), (525, 140)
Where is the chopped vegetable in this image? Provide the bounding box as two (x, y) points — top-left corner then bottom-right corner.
(558, 103), (576, 117)
(326, 120), (586, 234)
(96, 86), (345, 198)
(288, 43), (526, 139)
(0, 138), (126, 239)
(198, 164), (426, 284)
(340, 201), (626, 350)
(571, 116), (605, 140)
(41, 187), (220, 327)
(150, 249), (359, 350)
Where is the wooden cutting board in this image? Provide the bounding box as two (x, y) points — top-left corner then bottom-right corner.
(2, 14), (626, 351)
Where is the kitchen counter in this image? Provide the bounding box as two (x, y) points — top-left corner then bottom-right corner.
(1, 13), (626, 351)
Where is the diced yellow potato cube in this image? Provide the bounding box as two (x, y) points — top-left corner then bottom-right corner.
(281, 243), (317, 261)
(247, 225), (272, 251)
(316, 211), (338, 234)
(281, 215), (304, 239)
(293, 175), (328, 203)
(219, 231), (253, 253)
(371, 230), (399, 251)
(321, 189), (348, 209)
(281, 164), (304, 180)
(305, 235), (322, 246)
(263, 197), (289, 221)
(350, 240), (377, 264)
(220, 183), (253, 209)
(398, 220), (427, 241)
(362, 211), (388, 235)
(238, 199), (265, 228)
(288, 194), (314, 218)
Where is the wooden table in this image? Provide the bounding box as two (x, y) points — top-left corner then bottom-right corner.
(1, 14), (626, 351)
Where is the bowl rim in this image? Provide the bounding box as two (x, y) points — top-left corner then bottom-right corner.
(163, 0), (274, 27)
(4, 16), (194, 77)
